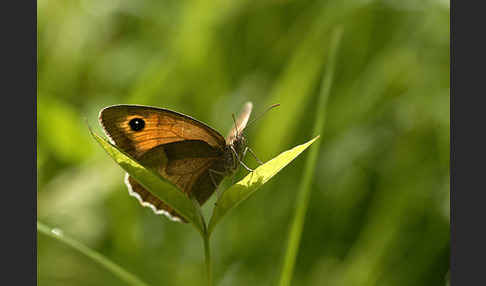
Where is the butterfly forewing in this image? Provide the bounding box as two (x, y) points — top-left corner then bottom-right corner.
(100, 105), (226, 158)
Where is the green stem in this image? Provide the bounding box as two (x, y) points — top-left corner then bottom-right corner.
(192, 196), (213, 286)
(278, 27), (342, 286)
(203, 233), (213, 286)
(37, 221), (149, 286)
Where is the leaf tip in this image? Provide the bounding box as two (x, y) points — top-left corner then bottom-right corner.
(310, 135), (320, 144)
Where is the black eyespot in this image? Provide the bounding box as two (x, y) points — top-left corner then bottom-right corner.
(129, 118), (145, 131)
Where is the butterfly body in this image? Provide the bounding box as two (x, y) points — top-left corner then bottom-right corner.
(99, 102), (253, 222)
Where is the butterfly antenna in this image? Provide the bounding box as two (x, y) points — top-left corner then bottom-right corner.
(232, 113), (239, 136)
(246, 103), (280, 129)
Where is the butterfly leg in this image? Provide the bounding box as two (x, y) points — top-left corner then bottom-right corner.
(209, 168), (228, 204)
(239, 159), (254, 172)
(209, 169), (225, 189)
(231, 145), (254, 172)
(244, 147), (263, 165)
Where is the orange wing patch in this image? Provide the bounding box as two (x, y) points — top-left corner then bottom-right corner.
(99, 105), (226, 159)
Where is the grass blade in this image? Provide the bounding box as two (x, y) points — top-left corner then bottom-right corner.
(278, 27), (342, 286)
(208, 136), (320, 235)
(37, 221), (149, 286)
(89, 128), (205, 234)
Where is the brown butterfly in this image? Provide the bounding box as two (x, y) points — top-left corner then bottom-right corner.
(99, 102), (260, 222)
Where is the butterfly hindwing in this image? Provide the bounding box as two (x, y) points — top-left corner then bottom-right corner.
(125, 174), (185, 222)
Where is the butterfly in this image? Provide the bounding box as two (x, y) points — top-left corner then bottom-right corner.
(99, 102), (260, 222)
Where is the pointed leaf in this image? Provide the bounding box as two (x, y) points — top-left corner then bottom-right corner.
(89, 128), (205, 234)
(38, 221), (149, 286)
(208, 136), (319, 235)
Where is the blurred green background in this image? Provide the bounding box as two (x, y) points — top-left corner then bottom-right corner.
(37, 0), (449, 285)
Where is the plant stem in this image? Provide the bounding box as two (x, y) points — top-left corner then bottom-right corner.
(192, 195), (213, 286)
(37, 221), (149, 286)
(203, 233), (213, 286)
(278, 27), (342, 286)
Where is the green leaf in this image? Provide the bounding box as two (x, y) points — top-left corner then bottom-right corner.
(37, 221), (149, 286)
(89, 128), (205, 234)
(278, 27), (342, 286)
(208, 136), (320, 235)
